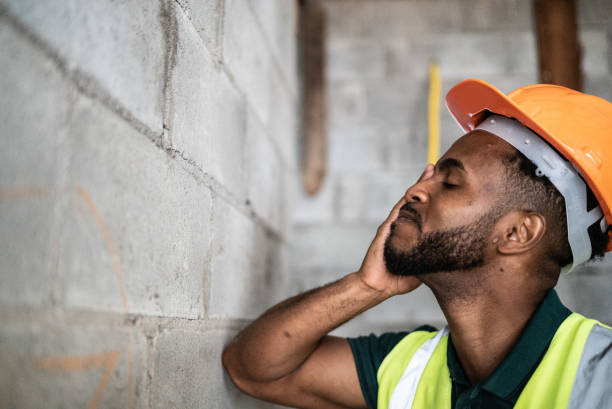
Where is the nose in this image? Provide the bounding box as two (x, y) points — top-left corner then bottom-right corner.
(404, 182), (429, 204)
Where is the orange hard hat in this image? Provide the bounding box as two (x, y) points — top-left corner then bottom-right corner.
(445, 79), (612, 253)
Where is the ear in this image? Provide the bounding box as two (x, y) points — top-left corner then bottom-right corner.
(493, 211), (547, 255)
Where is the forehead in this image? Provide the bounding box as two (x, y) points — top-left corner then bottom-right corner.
(439, 130), (515, 174)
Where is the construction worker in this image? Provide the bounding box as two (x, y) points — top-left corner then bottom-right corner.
(222, 79), (612, 409)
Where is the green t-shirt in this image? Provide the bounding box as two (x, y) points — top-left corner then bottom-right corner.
(347, 290), (571, 409)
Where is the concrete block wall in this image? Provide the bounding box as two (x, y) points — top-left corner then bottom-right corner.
(292, 0), (612, 337)
(0, 0), (297, 408)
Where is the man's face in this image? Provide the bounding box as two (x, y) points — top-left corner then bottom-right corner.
(384, 130), (513, 276)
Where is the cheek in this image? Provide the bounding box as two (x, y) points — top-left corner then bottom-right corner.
(484, 182), (496, 193)
(425, 199), (489, 230)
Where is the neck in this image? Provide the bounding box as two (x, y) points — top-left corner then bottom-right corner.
(421, 262), (548, 385)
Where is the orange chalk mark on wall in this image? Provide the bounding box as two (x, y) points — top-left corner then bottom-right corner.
(2, 185), (135, 408)
(76, 187), (130, 312)
(75, 187), (134, 409)
(33, 351), (120, 409)
(0, 186), (51, 200)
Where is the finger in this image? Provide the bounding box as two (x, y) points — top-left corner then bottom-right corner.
(383, 196), (407, 226)
(417, 163), (434, 183)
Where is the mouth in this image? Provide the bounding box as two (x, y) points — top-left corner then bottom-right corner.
(395, 208), (422, 231)
(398, 209), (419, 222)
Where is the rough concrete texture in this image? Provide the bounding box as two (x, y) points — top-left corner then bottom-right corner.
(167, 6), (248, 199)
(1, 0), (297, 407)
(152, 327), (285, 409)
(209, 196), (287, 320)
(174, 0), (224, 58)
(292, 0), (612, 340)
(0, 0), (167, 134)
(58, 95), (213, 318)
(0, 316), (147, 409)
(0, 21), (72, 307)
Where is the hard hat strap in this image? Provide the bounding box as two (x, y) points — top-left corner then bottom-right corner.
(476, 115), (604, 273)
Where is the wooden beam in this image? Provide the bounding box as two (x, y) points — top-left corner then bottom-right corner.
(534, 0), (582, 90)
(300, 0), (327, 196)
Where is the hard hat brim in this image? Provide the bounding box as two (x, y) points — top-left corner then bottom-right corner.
(446, 79), (563, 150)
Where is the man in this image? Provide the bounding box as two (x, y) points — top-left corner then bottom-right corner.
(222, 79), (612, 408)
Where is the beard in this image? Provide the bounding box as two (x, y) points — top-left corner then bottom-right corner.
(383, 208), (501, 276)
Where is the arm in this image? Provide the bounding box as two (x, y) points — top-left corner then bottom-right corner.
(222, 165), (434, 409)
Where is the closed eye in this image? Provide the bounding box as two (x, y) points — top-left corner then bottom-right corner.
(442, 182), (458, 189)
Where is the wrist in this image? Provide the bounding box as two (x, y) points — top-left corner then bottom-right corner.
(346, 271), (392, 305)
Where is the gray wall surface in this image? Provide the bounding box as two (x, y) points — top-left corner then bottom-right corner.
(292, 0), (612, 337)
(2, 0), (612, 408)
(0, 0), (297, 408)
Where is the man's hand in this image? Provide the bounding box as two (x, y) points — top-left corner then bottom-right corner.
(356, 164), (434, 297)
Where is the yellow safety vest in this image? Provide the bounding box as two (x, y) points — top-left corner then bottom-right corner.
(377, 313), (612, 409)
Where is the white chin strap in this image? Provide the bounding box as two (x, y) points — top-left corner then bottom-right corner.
(476, 115), (605, 273)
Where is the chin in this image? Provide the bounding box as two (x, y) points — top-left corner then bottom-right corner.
(388, 231), (418, 253)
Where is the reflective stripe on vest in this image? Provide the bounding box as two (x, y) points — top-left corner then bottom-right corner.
(389, 327), (449, 409)
(566, 322), (612, 409)
(378, 313), (612, 409)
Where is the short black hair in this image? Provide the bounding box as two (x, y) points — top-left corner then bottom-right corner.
(501, 148), (609, 269)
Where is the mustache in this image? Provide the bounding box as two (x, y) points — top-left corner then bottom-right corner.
(396, 203), (422, 230)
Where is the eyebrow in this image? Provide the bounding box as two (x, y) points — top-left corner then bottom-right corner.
(436, 157), (466, 173)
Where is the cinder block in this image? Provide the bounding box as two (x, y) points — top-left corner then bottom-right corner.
(328, 125), (386, 171)
(290, 223), (379, 274)
(168, 7), (247, 198)
(386, 32), (534, 82)
(456, 0), (533, 32)
(327, 38), (387, 81)
(504, 31), (538, 75)
(245, 109), (286, 234)
(292, 173), (336, 225)
(364, 170), (424, 222)
(0, 320), (146, 409)
(335, 174), (365, 223)
(580, 30), (609, 76)
(609, 30), (612, 75)
(0, 23), (71, 306)
(2, 0), (166, 133)
(267, 70), (298, 170)
(583, 75), (612, 103)
(335, 170), (425, 225)
(223, 0), (273, 125)
(355, 80), (429, 163)
(325, 0), (533, 38)
(387, 126), (430, 172)
(247, 0), (298, 94)
(58, 96), (212, 319)
(556, 257), (612, 325)
(328, 81), (368, 128)
(152, 328), (283, 409)
(362, 79), (420, 129)
(324, 0), (463, 38)
(578, 0), (612, 26)
(407, 34), (512, 79)
(175, 0), (224, 57)
(209, 197), (286, 319)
